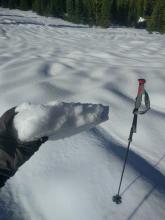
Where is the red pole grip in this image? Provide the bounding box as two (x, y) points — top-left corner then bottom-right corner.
(138, 79), (146, 95)
(138, 79), (146, 85)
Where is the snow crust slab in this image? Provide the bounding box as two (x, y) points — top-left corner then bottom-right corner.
(14, 102), (109, 141)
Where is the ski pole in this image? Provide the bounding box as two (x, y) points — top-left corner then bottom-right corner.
(113, 79), (150, 204)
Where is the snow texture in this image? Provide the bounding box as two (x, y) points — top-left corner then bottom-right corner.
(0, 7), (165, 220)
(14, 102), (109, 141)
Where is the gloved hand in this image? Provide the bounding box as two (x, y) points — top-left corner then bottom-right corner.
(0, 107), (48, 188)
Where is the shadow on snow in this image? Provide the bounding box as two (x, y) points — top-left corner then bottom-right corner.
(0, 20), (88, 29)
(0, 187), (25, 220)
(91, 127), (165, 193)
(90, 127), (165, 219)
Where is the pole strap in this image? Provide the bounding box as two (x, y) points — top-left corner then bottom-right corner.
(133, 79), (150, 115)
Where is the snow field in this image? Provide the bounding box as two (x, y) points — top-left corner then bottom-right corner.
(0, 8), (165, 220)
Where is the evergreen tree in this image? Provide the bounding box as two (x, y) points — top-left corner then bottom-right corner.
(20, 0), (30, 10)
(8, 0), (15, 9)
(41, 0), (49, 15)
(0, 0), (9, 7)
(111, 0), (118, 22)
(144, 0), (157, 16)
(82, 0), (95, 25)
(136, 0), (145, 18)
(15, 0), (20, 8)
(128, 0), (138, 25)
(100, 0), (112, 27)
(74, 0), (84, 23)
(32, 0), (43, 15)
(66, 0), (75, 21)
(116, 0), (129, 25)
(148, 0), (165, 33)
(49, 0), (62, 17)
(95, 0), (103, 25)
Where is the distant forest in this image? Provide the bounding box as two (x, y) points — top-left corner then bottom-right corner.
(0, 0), (165, 33)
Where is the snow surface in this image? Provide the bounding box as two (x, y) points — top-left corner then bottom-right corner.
(0, 8), (165, 220)
(14, 102), (109, 141)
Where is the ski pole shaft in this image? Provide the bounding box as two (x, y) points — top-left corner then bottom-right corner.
(116, 113), (136, 196)
(117, 137), (131, 195)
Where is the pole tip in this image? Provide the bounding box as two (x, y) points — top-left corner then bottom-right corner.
(138, 79), (146, 84)
(112, 195), (122, 204)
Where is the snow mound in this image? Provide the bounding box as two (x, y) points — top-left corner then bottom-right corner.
(14, 102), (109, 142)
(138, 17), (146, 23)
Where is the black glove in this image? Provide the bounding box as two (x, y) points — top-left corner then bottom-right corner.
(0, 107), (48, 155)
(0, 107), (48, 187)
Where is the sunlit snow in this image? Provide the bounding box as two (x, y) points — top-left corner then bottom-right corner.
(138, 17), (146, 23)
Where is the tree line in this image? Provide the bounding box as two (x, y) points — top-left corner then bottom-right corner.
(0, 0), (164, 33)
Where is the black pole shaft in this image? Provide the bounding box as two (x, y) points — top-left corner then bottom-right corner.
(117, 138), (132, 195)
(116, 114), (137, 196)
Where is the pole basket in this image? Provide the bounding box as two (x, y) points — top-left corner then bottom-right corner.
(112, 194), (122, 204)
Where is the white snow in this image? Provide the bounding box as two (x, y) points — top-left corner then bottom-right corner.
(138, 17), (146, 23)
(14, 102), (109, 141)
(0, 7), (165, 220)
